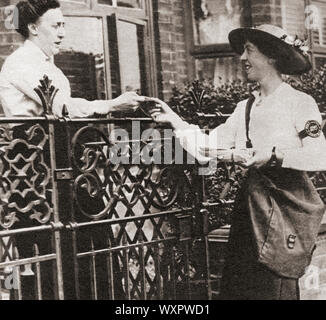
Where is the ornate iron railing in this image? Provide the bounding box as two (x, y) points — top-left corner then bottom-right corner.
(0, 77), (213, 300)
(0, 78), (325, 300)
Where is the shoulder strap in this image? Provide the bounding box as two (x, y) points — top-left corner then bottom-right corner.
(245, 94), (256, 148)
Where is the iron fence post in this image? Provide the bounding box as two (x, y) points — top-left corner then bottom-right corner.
(47, 117), (65, 300)
(189, 81), (213, 300)
(35, 76), (65, 300)
(55, 109), (79, 300)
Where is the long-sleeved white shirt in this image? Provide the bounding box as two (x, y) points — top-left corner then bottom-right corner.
(0, 40), (111, 118)
(174, 82), (326, 172)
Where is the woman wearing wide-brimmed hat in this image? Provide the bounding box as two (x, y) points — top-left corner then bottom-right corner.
(149, 24), (326, 300)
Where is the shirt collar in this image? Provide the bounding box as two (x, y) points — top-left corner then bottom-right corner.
(24, 40), (54, 63)
(252, 82), (289, 100)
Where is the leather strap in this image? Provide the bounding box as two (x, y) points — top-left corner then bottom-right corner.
(245, 94), (256, 148)
(298, 130), (308, 140)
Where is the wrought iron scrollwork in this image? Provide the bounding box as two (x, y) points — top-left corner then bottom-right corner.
(0, 74), (58, 230)
(71, 125), (188, 221)
(0, 124), (52, 229)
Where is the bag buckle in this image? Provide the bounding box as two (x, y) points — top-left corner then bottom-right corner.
(287, 234), (296, 249)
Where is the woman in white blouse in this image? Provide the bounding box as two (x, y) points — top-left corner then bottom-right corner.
(149, 24), (326, 300)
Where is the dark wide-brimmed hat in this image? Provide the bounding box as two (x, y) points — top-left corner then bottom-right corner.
(228, 24), (312, 75)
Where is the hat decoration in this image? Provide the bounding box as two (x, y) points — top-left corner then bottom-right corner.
(279, 34), (310, 57)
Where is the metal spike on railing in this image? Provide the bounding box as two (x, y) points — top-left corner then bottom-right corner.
(34, 75), (59, 116)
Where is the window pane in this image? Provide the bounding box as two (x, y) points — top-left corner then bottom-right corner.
(54, 16), (107, 100)
(195, 56), (245, 85)
(98, 0), (142, 8)
(117, 20), (141, 92)
(193, 0), (245, 45)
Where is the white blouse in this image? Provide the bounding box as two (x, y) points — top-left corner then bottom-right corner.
(174, 82), (326, 172)
(0, 40), (110, 118)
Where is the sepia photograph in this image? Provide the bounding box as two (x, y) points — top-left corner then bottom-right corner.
(0, 0), (325, 304)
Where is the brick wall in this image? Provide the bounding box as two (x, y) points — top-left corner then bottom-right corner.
(0, 4), (23, 70)
(0, 4), (23, 114)
(153, 0), (188, 100)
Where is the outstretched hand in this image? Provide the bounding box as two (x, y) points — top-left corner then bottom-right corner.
(111, 92), (145, 112)
(146, 98), (177, 123)
(143, 98), (184, 128)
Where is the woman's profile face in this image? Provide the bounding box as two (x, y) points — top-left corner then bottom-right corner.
(240, 41), (276, 82)
(34, 8), (65, 57)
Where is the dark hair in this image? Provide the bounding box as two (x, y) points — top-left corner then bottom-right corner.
(246, 32), (292, 74)
(16, 0), (61, 38)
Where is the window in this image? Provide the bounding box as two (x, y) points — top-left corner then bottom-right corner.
(193, 0), (246, 45)
(58, 0), (157, 100)
(55, 16), (107, 100)
(187, 0), (250, 85)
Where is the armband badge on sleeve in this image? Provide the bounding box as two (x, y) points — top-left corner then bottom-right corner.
(299, 120), (322, 139)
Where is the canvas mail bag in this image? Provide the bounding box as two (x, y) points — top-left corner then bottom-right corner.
(244, 96), (325, 279)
